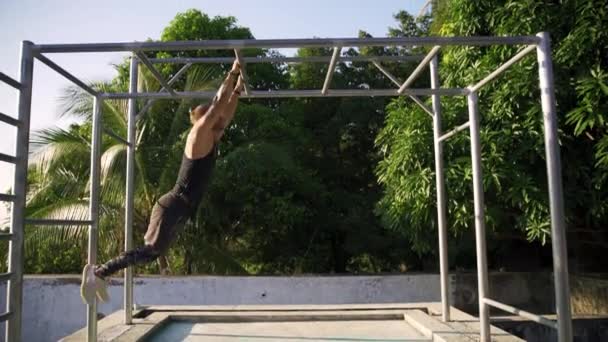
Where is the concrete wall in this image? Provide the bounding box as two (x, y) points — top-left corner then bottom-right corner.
(4, 272), (601, 342)
(6, 274), (441, 342)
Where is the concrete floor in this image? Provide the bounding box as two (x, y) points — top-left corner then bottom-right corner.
(149, 320), (430, 342)
(61, 303), (525, 342)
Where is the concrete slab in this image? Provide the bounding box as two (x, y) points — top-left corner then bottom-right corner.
(151, 320), (431, 342)
(61, 304), (525, 342)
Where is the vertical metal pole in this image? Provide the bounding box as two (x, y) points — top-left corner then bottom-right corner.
(467, 91), (491, 342)
(87, 96), (103, 342)
(430, 56), (450, 322)
(124, 56), (138, 325)
(536, 32), (573, 342)
(6, 40), (34, 342)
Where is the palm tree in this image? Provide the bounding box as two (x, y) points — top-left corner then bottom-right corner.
(24, 62), (246, 274)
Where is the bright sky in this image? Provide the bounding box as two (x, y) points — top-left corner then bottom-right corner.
(0, 0), (427, 222)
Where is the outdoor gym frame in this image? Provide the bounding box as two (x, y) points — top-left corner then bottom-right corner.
(0, 32), (572, 342)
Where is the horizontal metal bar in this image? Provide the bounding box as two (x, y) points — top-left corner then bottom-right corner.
(0, 273), (12, 282)
(102, 88), (468, 99)
(469, 45), (536, 92)
(0, 312), (12, 322)
(150, 55), (425, 64)
(398, 46), (441, 94)
(103, 128), (130, 146)
(25, 219), (93, 226)
(0, 112), (20, 127)
(438, 121), (471, 142)
(137, 63), (192, 118)
(234, 49), (251, 96)
(483, 298), (557, 329)
(0, 194), (16, 202)
(0, 153), (17, 164)
(0, 233), (13, 240)
(35, 53), (98, 96)
(136, 53), (178, 97)
(0, 72), (21, 89)
(35, 36), (541, 53)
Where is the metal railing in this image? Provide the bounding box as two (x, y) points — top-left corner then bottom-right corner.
(0, 33), (572, 342)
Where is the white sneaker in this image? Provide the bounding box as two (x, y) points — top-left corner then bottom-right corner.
(95, 275), (110, 303)
(80, 264), (96, 305)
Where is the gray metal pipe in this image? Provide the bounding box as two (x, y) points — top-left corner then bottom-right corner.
(0, 194), (16, 202)
(0, 112), (20, 127)
(25, 219), (92, 226)
(398, 46), (441, 94)
(6, 40), (34, 342)
(103, 128), (130, 146)
(0, 72), (21, 89)
(136, 53), (178, 97)
(467, 91), (491, 342)
(87, 96), (103, 342)
(438, 121), (471, 142)
(124, 57), (138, 325)
(35, 53), (98, 96)
(136, 63), (192, 118)
(371, 60), (434, 117)
(0, 153), (17, 164)
(322, 47), (341, 95)
(430, 56), (450, 322)
(469, 45), (536, 92)
(483, 298), (558, 329)
(34, 36), (541, 53)
(150, 54), (424, 64)
(536, 32), (573, 342)
(102, 88), (468, 99)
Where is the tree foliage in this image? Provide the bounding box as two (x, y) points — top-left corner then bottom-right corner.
(376, 0), (608, 270)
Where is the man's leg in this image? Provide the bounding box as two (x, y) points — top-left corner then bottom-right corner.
(95, 245), (161, 279)
(80, 245), (160, 305)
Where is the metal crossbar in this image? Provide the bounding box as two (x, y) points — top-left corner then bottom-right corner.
(0, 273), (12, 282)
(33, 36), (541, 53)
(0, 72), (21, 89)
(150, 54), (425, 64)
(35, 54), (98, 96)
(136, 53), (178, 97)
(0, 194), (16, 202)
(483, 298), (558, 329)
(25, 219), (93, 226)
(0, 112), (20, 126)
(438, 121), (471, 142)
(0, 153), (17, 164)
(2, 33), (572, 342)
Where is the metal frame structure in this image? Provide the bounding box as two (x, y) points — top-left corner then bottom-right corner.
(0, 32), (572, 342)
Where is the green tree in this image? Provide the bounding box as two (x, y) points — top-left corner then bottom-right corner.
(376, 0), (608, 271)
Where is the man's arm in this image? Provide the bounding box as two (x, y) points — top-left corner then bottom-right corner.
(194, 69), (238, 132)
(213, 76), (244, 141)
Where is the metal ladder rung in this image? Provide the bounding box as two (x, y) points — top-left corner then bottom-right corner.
(0, 311), (13, 322)
(0, 72), (21, 89)
(0, 273), (12, 282)
(0, 233), (13, 240)
(0, 112), (20, 127)
(0, 194), (16, 202)
(25, 219), (93, 226)
(0, 153), (17, 164)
